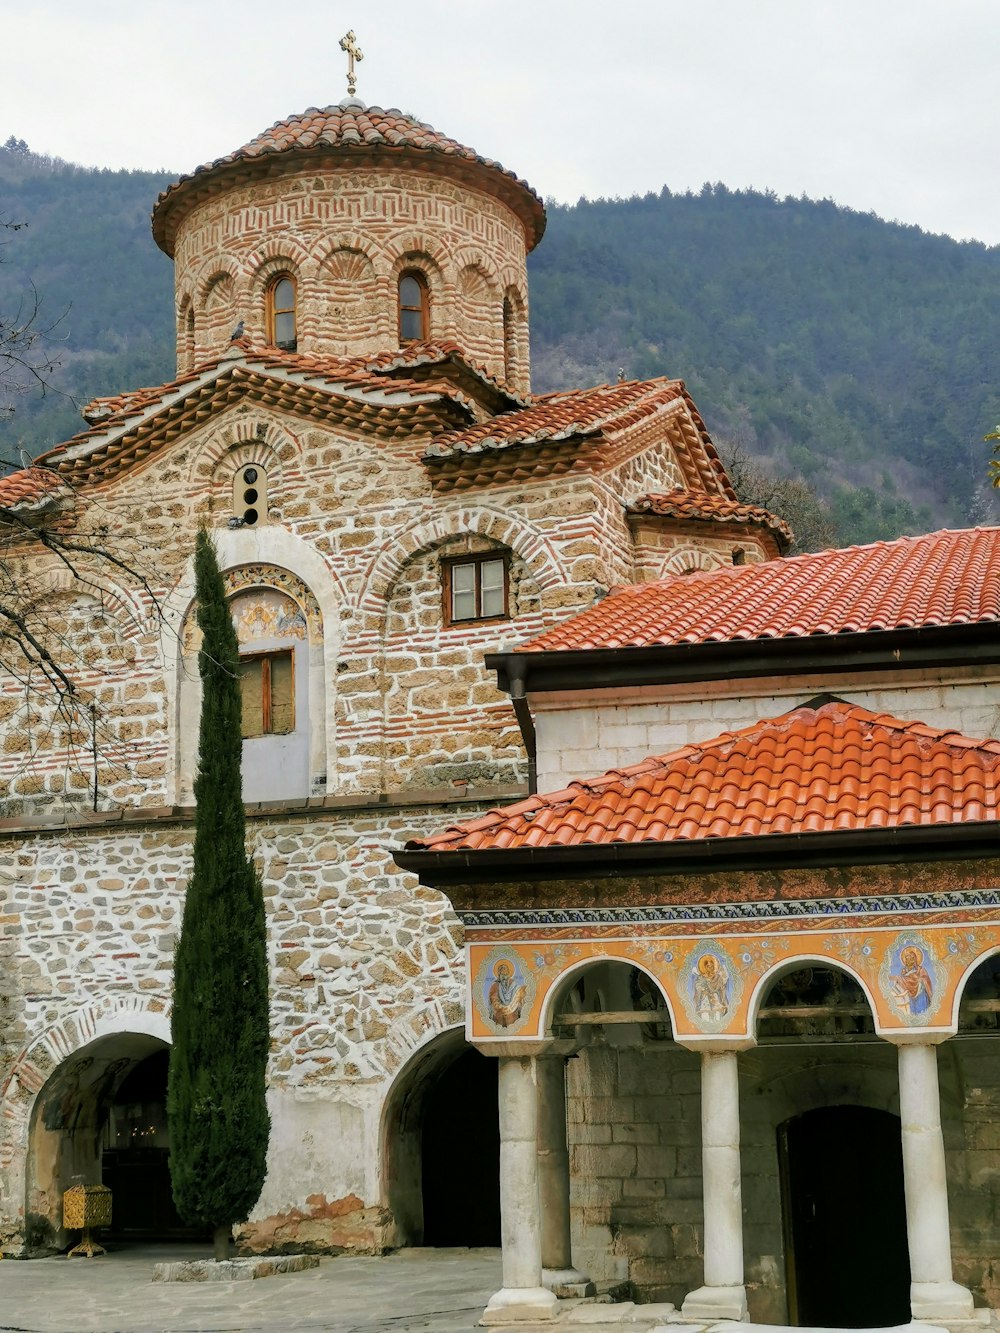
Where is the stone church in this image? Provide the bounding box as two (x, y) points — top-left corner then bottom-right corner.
(2, 83), (999, 1331)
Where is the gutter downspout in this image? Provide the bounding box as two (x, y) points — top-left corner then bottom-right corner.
(507, 660), (537, 794)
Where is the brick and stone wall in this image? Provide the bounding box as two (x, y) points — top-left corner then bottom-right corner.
(171, 165), (531, 392)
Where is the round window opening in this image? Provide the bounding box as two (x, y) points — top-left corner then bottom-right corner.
(243, 467), (258, 485)
(243, 488), (258, 504)
(244, 508), (259, 526)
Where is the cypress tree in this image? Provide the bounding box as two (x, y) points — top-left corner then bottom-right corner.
(168, 528), (270, 1261)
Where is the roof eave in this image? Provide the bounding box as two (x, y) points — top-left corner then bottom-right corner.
(393, 818), (1000, 889)
(486, 622), (1000, 696)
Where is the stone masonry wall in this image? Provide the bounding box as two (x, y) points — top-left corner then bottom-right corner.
(0, 799), (479, 1255)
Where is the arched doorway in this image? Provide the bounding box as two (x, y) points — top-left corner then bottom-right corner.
(779, 1105), (910, 1327)
(381, 1029), (500, 1247)
(27, 1032), (200, 1252)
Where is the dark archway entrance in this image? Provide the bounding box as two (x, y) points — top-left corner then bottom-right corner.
(779, 1105), (910, 1327)
(421, 1048), (500, 1246)
(101, 1048), (200, 1239)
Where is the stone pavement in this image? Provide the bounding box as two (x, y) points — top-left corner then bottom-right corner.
(0, 1244), (502, 1333)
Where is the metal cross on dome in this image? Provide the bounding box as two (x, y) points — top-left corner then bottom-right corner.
(339, 29), (364, 98)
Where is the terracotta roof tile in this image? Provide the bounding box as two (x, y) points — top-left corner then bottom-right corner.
(630, 489), (793, 549)
(424, 379), (682, 457)
(152, 102), (545, 255)
(11, 345), (480, 506)
(0, 465), (67, 510)
(518, 527), (1000, 652)
(407, 700), (1000, 853)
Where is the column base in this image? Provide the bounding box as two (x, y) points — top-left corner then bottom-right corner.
(681, 1283), (748, 1321)
(481, 1286), (559, 1324)
(542, 1266), (596, 1298)
(910, 1280), (976, 1322)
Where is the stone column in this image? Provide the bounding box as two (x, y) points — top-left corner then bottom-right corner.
(682, 1048), (748, 1321)
(537, 1055), (594, 1297)
(483, 1055), (558, 1322)
(896, 1040), (975, 1321)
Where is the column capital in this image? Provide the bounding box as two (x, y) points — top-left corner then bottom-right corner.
(673, 1035), (756, 1053)
(878, 1029), (953, 1047)
(471, 1039), (579, 1059)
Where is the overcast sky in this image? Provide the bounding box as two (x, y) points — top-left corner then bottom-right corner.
(5, 0), (1000, 245)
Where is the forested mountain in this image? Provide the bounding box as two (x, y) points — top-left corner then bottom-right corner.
(2, 140), (999, 545)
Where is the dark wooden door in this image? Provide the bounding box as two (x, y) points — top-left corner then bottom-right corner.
(779, 1105), (910, 1327)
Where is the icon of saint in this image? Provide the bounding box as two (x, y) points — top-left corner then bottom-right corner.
(890, 944), (933, 1015)
(692, 953), (729, 1022)
(488, 959), (527, 1028)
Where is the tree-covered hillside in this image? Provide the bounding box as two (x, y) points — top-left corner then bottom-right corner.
(2, 141), (998, 544)
(529, 186), (1000, 540)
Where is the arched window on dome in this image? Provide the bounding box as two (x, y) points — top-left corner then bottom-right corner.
(267, 274), (297, 351)
(398, 270), (430, 343)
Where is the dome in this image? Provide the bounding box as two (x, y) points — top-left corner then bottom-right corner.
(152, 100), (546, 257)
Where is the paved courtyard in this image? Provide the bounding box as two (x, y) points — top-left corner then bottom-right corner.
(0, 1244), (503, 1333)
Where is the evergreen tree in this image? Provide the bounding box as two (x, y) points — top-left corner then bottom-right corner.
(168, 528), (270, 1261)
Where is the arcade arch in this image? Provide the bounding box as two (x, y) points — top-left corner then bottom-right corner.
(380, 1027), (499, 1248)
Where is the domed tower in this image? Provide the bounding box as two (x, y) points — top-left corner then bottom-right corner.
(151, 98), (545, 395)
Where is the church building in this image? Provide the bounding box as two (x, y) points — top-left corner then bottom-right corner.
(1, 69), (999, 1331)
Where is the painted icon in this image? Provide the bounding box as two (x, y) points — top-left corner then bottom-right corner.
(487, 958), (528, 1029)
(889, 944), (933, 1016)
(692, 952), (731, 1023)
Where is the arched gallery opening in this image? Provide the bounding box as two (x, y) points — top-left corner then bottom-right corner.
(382, 1028), (500, 1247)
(26, 1032), (200, 1252)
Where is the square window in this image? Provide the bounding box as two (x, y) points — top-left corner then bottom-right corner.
(443, 554), (510, 625)
(239, 650), (294, 738)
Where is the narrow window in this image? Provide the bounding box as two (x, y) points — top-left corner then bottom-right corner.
(232, 464), (267, 526)
(267, 275), (297, 351)
(239, 650), (294, 738)
(502, 296), (515, 384)
(398, 271), (429, 342)
(443, 554), (509, 625)
(184, 307), (196, 370)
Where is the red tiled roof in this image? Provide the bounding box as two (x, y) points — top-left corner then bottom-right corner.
(425, 379), (682, 456)
(152, 102), (545, 255)
(630, 489), (793, 550)
(518, 527), (1000, 653)
(8, 345), (479, 507)
(407, 700), (1000, 853)
(423, 378), (733, 497)
(0, 464), (67, 510)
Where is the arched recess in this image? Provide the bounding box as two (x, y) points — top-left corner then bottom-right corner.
(163, 526), (345, 805)
(356, 505), (572, 628)
(379, 1025), (500, 1248)
(954, 946), (1000, 1031)
(660, 545), (734, 577)
(502, 284), (529, 394)
(455, 258), (500, 373)
(317, 241), (383, 354)
(541, 956), (676, 1046)
(1, 997), (170, 1257)
(748, 955), (879, 1040)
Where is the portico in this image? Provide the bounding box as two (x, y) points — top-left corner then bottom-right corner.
(397, 693), (1000, 1325)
